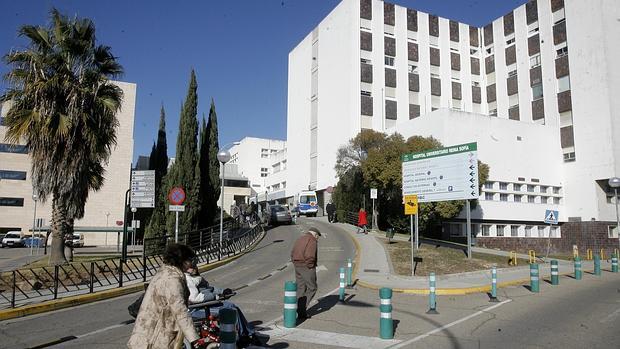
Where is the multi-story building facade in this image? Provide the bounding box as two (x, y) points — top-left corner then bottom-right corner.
(287, 0), (620, 252)
(0, 82), (137, 246)
(228, 137), (286, 195)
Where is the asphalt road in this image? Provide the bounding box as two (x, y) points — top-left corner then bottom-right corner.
(2, 219), (619, 349)
(0, 217), (355, 348)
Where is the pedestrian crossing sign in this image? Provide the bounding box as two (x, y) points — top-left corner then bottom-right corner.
(544, 210), (559, 224)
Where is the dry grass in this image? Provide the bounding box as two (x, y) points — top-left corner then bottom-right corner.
(385, 239), (528, 276)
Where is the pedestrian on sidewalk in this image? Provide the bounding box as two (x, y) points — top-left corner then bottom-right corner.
(326, 201), (336, 223)
(291, 227), (321, 321)
(357, 207), (368, 234)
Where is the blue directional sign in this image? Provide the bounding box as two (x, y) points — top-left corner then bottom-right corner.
(544, 210), (559, 224)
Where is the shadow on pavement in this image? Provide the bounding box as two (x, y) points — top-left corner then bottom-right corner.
(305, 294), (374, 320)
(394, 308), (460, 348)
(243, 239), (285, 255)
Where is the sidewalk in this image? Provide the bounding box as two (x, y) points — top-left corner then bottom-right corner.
(339, 223), (608, 294)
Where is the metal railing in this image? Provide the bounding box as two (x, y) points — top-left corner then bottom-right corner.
(336, 210), (373, 228)
(0, 222), (263, 309)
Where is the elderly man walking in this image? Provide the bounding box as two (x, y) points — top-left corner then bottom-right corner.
(291, 227), (321, 321)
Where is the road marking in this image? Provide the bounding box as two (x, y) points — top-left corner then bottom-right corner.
(261, 286), (340, 328)
(316, 265), (328, 273)
(600, 307), (620, 323)
(260, 326), (401, 348)
(386, 299), (512, 348)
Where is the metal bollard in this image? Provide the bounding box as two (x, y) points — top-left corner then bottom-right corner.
(427, 272), (439, 314)
(586, 249), (593, 260)
(379, 288), (393, 339)
(283, 281), (297, 328)
(346, 258), (353, 288)
(612, 253), (618, 273)
(574, 256), (582, 280)
(339, 267), (346, 302)
(489, 266), (499, 302)
(509, 251), (517, 266)
(594, 255), (601, 276)
(551, 260), (559, 285)
(530, 263), (539, 293)
(600, 249), (605, 260)
(219, 307), (238, 349)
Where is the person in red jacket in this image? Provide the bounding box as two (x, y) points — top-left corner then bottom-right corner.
(357, 208), (368, 234)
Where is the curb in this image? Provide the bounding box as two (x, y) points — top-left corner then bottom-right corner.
(0, 228), (266, 322)
(344, 227), (583, 295)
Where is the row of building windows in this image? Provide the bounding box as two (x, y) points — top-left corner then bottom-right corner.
(0, 143), (28, 154)
(0, 197), (24, 207)
(484, 192), (561, 205)
(267, 181), (287, 193)
(0, 170), (27, 180)
(484, 181), (561, 194)
(446, 223), (561, 238)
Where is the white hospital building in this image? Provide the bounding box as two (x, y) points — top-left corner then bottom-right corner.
(285, 0), (620, 253)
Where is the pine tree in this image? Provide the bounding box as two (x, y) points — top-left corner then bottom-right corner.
(166, 70), (200, 234)
(204, 99), (221, 227)
(145, 105), (169, 239)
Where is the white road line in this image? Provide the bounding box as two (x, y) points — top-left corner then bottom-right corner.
(74, 322), (130, 339)
(600, 307), (620, 323)
(387, 299), (512, 348)
(261, 286), (341, 328)
(261, 326), (401, 349)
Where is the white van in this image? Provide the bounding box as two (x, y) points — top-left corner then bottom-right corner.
(1, 231), (25, 248)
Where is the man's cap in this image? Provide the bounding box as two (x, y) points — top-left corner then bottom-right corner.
(308, 227), (322, 236)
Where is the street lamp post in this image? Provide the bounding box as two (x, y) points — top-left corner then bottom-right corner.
(105, 212), (110, 246)
(609, 177), (620, 251)
(131, 207), (137, 253)
(217, 142), (240, 259)
(31, 193), (38, 256)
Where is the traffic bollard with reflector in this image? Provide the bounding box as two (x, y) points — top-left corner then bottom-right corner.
(574, 257), (582, 280)
(489, 266), (499, 302)
(612, 253), (618, 273)
(594, 255), (601, 276)
(379, 288), (393, 339)
(427, 272), (439, 314)
(530, 263), (539, 293)
(339, 267), (346, 302)
(346, 258), (353, 288)
(283, 281), (297, 328)
(219, 308), (238, 349)
(551, 260), (559, 285)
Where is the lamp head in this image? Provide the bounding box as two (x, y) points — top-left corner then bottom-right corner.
(217, 150), (231, 163)
(609, 177), (620, 189)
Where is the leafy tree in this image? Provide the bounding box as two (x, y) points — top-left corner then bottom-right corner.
(145, 105), (169, 239)
(2, 10), (123, 265)
(166, 70), (200, 234)
(335, 130), (489, 235)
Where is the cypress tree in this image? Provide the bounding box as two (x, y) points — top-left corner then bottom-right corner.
(166, 70), (200, 234)
(197, 116), (209, 228)
(204, 99), (221, 226)
(145, 105), (169, 239)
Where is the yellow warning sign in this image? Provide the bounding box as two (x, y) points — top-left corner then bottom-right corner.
(404, 194), (418, 215)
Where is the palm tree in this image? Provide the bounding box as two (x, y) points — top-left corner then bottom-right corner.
(1, 9), (124, 265)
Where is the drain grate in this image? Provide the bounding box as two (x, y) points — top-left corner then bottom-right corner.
(364, 269), (380, 273)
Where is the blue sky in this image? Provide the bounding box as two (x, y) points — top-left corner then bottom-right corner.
(0, 0), (526, 163)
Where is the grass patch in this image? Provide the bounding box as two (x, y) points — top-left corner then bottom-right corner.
(24, 255), (121, 268)
(384, 239), (528, 276)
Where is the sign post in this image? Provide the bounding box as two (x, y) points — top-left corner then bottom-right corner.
(402, 142), (479, 259)
(370, 188), (378, 231)
(544, 209), (559, 259)
(404, 194), (418, 276)
(168, 187), (186, 242)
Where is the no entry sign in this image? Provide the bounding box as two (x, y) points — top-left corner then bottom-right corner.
(168, 187), (186, 205)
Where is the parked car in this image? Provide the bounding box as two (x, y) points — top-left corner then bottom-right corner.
(65, 233), (84, 248)
(1, 231), (25, 248)
(24, 234), (46, 248)
(265, 205), (293, 226)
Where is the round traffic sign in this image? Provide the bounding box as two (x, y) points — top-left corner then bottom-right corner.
(168, 187), (186, 205)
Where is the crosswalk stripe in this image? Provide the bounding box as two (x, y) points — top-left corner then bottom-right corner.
(258, 326), (401, 348)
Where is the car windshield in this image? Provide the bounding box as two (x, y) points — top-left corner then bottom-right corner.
(5, 233), (20, 238)
(300, 196), (316, 204)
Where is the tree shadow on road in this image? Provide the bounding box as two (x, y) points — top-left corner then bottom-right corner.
(300, 294), (373, 324)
